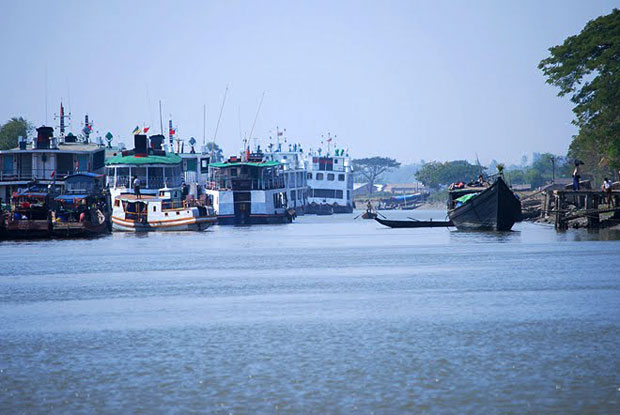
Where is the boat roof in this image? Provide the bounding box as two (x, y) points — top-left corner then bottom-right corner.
(210, 161), (281, 168)
(66, 172), (104, 179)
(55, 194), (88, 201)
(105, 152), (182, 166)
(14, 191), (47, 197)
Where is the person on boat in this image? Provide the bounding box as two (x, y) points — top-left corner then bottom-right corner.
(572, 160), (583, 191)
(133, 176), (141, 199)
(475, 175), (485, 187)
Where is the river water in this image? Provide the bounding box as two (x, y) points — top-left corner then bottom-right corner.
(1, 210), (618, 414)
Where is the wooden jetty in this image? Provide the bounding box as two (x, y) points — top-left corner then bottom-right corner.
(536, 189), (620, 230)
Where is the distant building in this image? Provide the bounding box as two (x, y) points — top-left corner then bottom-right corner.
(383, 182), (427, 194)
(0, 126), (106, 201)
(353, 182), (383, 197)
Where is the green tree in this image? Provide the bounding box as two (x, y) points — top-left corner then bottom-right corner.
(206, 142), (224, 162)
(539, 9), (620, 180)
(415, 160), (481, 189)
(352, 157), (401, 194)
(0, 117), (33, 150)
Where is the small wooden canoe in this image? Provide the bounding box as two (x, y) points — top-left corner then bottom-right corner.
(375, 217), (453, 228)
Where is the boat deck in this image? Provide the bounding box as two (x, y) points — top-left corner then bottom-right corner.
(118, 194), (157, 201)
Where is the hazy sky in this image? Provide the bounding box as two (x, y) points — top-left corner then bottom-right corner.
(0, 0), (616, 164)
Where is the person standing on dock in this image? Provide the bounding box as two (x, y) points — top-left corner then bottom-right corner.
(572, 160), (583, 191)
(133, 176), (141, 199)
(603, 177), (613, 206)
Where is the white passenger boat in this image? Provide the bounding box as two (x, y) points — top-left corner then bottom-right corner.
(264, 142), (308, 215)
(105, 134), (216, 231)
(305, 143), (354, 214)
(110, 186), (215, 231)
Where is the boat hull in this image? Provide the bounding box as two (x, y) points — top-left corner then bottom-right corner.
(216, 213), (291, 225)
(448, 178), (522, 231)
(52, 221), (110, 237)
(112, 216), (216, 232)
(375, 217), (453, 228)
(5, 220), (51, 238)
(306, 203), (334, 215)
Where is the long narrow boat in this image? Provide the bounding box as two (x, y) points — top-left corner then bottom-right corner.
(375, 216), (452, 228)
(447, 176), (521, 231)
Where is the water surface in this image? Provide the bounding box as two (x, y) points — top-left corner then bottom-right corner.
(1, 211), (618, 413)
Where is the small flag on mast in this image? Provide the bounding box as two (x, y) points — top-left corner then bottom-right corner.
(143, 127), (150, 134)
(132, 126), (141, 135)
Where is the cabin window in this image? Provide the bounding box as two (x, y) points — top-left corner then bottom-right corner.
(176, 211), (180, 215)
(347, 190), (350, 200)
(335, 190), (343, 198)
(312, 189), (336, 198)
(165, 212), (169, 216)
(327, 173), (335, 181)
(338, 174), (345, 181)
(153, 206), (157, 212)
(316, 173), (324, 180)
(307, 173), (312, 179)
(231, 168), (238, 177)
(114, 200), (120, 207)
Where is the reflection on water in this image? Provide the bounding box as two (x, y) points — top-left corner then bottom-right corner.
(0, 210), (618, 413)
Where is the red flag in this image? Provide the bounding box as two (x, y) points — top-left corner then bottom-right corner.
(246, 146), (250, 160)
(143, 127), (150, 133)
(169, 128), (175, 135)
(50, 170), (55, 179)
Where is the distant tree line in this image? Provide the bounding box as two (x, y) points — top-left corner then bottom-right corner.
(504, 153), (572, 188)
(0, 117), (33, 150)
(415, 160), (482, 189)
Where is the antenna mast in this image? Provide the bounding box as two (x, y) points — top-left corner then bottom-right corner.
(211, 84), (229, 160)
(159, 100), (164, 136)
(202, 104), (207, 147)
(248, 91), (265, 145)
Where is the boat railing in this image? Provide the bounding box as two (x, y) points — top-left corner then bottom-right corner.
(0, 169), (75, 182)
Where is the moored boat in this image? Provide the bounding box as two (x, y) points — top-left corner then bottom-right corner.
(375, 216), (453, 228)
(447, 176), (521, 231)
(106, 134), (217, 232)
(5, 185), (56, 238)
(50, 173), (111, 237)
(205, 151), (294, 225)
(305, 137), (354, 214)
(111, 187), (216, 231)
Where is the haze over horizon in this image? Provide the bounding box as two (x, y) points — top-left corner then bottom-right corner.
(0, 0), (616, 165)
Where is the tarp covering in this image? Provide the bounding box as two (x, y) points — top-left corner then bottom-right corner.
(105, 153), (182, 166)
(55, 194), (87, 203)
(390, 193), (421, 202)
(456, 193), (479, 204)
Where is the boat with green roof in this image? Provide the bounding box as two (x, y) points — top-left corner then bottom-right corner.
(205, 150), (295, 225)
(105, 134), (216, 231)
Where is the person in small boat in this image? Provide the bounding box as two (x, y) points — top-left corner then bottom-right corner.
(475, 175), (485, 186)
(133, 176), (141, 199)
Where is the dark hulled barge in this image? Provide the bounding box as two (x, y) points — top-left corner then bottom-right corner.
(447, 176), (522, 231)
